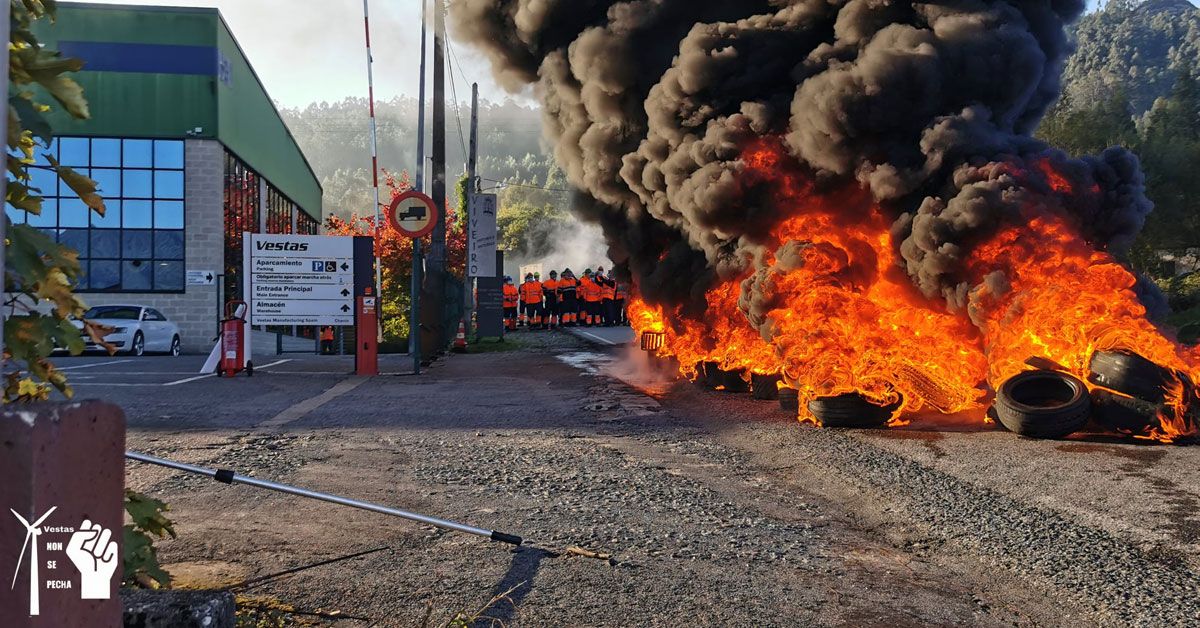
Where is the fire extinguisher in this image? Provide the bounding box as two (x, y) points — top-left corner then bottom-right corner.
(220, 300), (253, 378)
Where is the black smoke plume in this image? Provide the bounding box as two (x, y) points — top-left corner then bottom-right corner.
(450, 0), (1153, 319)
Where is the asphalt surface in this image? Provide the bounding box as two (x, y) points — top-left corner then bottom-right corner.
(62, 330), (1200, 625)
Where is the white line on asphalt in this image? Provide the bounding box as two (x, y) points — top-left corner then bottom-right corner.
(576, 330), (618, 346)
(258, 377), (367, 428)
(56, 359), (135, 371)
(161, 359), (292, 386)
(70, 383), (161, 387)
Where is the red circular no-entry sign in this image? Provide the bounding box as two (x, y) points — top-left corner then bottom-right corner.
(387, 190), (440, 238)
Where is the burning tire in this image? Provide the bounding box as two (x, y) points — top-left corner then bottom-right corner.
(722, 368), (750, 393)
(808, 393), (901, 429)
(993, 370), (1091, 439)
(779, 387), (799, 413)
(1087, 350), (1176, 403)
(752, 373), (782, 400)
(1091, 389), (1159, 434)
(701, 361), (723, 389)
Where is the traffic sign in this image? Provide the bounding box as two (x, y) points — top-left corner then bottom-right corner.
(248, 234), (355, 326)
(388, 190), (439, 238)
(187, 270), (216, 286)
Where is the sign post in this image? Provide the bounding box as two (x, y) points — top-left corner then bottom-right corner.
(389, 190), (440, 371)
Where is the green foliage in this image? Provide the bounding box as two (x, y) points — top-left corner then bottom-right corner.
(1063, 0), (1200, 116)
(5, 0), (113, 402)
(122, 489), (176, 589)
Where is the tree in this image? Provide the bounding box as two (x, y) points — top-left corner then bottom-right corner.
(5, 2), (107, 402)
(324, 170), (467, 342)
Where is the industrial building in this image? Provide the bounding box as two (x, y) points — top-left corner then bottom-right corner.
(9, 2), (322, 352)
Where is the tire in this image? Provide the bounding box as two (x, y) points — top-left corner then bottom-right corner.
(779, 387), (799, 413)
(993, 370), (1091, 439)
(1087, 350), (1175, 403)
(701, 361), (723, 389)
(808, 393), (900, 429)
(1091, 389), (1158, 434)
(169, 336), (181, 357)
(128, 332), (145, 357)
(722, 369), (750, 393)
(752, 373), (782, 400)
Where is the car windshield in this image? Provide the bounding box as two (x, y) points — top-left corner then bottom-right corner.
(83, 306), (141, 320)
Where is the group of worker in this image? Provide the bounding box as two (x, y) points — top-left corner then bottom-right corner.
(502, 266), (628, 330)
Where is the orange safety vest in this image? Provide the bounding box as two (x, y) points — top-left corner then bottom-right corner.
(320, 327), (334, 341)
(615, 283), (629, 300)
(503, 283), (520, 307)
(542, 279), (559, 298)
(580, 277), (601, 302)
(520, 280), (543, 304)
(600, 278), (615, 300)
(558, 277), (577, 298)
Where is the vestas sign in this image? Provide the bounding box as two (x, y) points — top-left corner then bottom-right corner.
(255, 241), (310, 252)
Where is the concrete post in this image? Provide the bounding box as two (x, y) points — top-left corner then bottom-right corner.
(0, 401), (126, 626)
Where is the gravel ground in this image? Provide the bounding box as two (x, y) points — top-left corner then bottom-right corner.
(106, 331), (1198, 626)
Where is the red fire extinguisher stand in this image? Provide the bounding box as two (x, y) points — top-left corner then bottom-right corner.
(220, 300), (252, 378)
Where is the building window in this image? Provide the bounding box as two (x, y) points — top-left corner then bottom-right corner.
(224, 152), (260, 302)
(6, 137), (186, 292)
(265, 187), (294, 234)
(297, 209), (319, 235)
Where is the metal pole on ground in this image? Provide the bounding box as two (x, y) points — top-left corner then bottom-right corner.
(125, 451), (522, 545)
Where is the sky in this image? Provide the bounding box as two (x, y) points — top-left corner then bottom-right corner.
(82, 0), (1200, 110)
(82, 0), (525, 109)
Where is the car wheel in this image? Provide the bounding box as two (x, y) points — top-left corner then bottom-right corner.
(169, 336), (181, 357)
(993, 370), (1091, 439)
(129, 332), (145, 357)
(808, 393), (901, 429)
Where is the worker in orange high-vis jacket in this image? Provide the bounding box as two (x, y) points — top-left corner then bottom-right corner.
(520, 273), (544, 330)
(598, 267), (616, 326)
(557, 269), (578, 326)
(542, 270), (560, 329)
(614, 276), (629, 326)
(579, 269), (601, 327)
(320, 326), (335, 354)
(502, 276), (520, 331)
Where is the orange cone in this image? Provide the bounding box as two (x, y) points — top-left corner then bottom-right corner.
(453, 321), (467, 353)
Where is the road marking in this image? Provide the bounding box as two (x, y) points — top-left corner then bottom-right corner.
(258, 377), (368, 428)
(162, 359), (292, 386)
(575, 330), (617, 346)
(56, 359), (135, 371)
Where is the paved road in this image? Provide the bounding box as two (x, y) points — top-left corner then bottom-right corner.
(60, 331), (1200, 625)
(564, 325), (635, 347)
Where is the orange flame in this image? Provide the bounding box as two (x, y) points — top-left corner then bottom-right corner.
(630, 139), (1198, 442)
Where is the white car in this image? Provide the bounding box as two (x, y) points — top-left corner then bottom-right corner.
(75, 305), (182, 356)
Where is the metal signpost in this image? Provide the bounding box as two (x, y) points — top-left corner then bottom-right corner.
(389, 190), (440, 372)
(247, 234), (356, 327)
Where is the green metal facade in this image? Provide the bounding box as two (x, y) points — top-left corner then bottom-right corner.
(35, 3), (322, 220)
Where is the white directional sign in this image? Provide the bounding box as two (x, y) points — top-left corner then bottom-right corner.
(187, 270), (216, 285)
(248, 234), (355, 326)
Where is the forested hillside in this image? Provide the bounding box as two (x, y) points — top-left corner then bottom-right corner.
(279, 97), (557, 219)
(1038, 0), (1200, 326)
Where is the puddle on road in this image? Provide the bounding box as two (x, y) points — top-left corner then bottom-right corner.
(556, 351), (666, 416)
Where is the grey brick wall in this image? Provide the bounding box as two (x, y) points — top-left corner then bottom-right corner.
(83, 139), (225, 354)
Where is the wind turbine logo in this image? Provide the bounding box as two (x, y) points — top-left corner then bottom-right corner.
(10, 506), (56, 616)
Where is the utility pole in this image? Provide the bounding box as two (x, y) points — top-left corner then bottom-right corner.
(423, 0), (448, 356)
(1, 8), (9, 365)
(464, 83), (479, 340)
(360, 0), (384, 339)
(410, 0), (428, 375)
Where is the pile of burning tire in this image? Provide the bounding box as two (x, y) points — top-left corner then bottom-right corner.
(642, 332), (1191, 440)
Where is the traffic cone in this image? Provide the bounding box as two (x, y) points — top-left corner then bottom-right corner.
(453, 321), (467, 353)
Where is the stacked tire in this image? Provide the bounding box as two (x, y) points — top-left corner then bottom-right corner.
(1087, 350), (1182, 434)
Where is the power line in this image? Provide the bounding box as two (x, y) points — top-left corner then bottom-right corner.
(480, 177), (571, 193)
